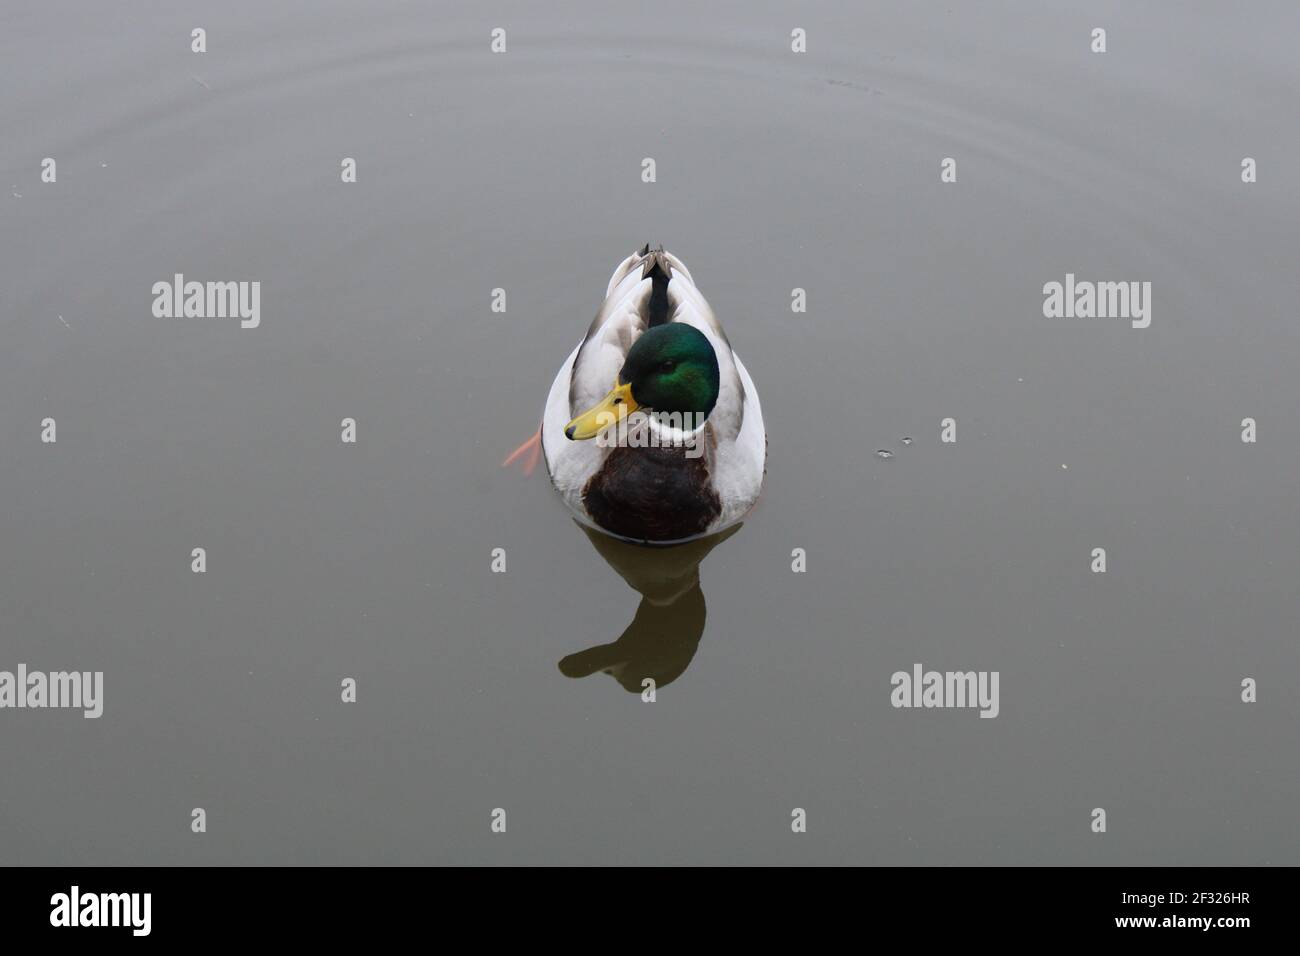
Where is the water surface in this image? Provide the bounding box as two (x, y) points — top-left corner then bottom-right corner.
(2, 0), (1297, 864)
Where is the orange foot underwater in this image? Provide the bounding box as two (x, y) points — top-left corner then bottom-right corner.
(502, 428), (542, 477)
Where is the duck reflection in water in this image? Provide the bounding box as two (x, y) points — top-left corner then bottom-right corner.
(558, 522), (742, 692)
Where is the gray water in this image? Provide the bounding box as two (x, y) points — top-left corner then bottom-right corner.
(2, 0), (1297, 865)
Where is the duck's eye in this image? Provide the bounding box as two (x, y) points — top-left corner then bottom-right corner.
(660, 361), (676, 373)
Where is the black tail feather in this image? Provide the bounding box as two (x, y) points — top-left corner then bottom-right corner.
(641, 244), (672, 327)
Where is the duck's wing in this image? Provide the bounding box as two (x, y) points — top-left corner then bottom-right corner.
(567, 249), (654, 417)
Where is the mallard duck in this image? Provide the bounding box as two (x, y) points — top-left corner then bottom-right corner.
(536, 245), (767, 544)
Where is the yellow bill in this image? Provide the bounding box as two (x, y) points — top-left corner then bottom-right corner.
(565, 381), (638, 440)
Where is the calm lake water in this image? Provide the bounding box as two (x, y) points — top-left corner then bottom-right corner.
(2, 0), (1297, 865)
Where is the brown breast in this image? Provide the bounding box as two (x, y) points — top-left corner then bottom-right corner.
(581, 445), (721, 543)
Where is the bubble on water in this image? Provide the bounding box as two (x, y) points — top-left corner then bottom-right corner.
(876, 449), (894, 459)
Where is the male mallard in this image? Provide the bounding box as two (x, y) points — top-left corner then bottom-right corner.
(536, 245), (767, 544)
